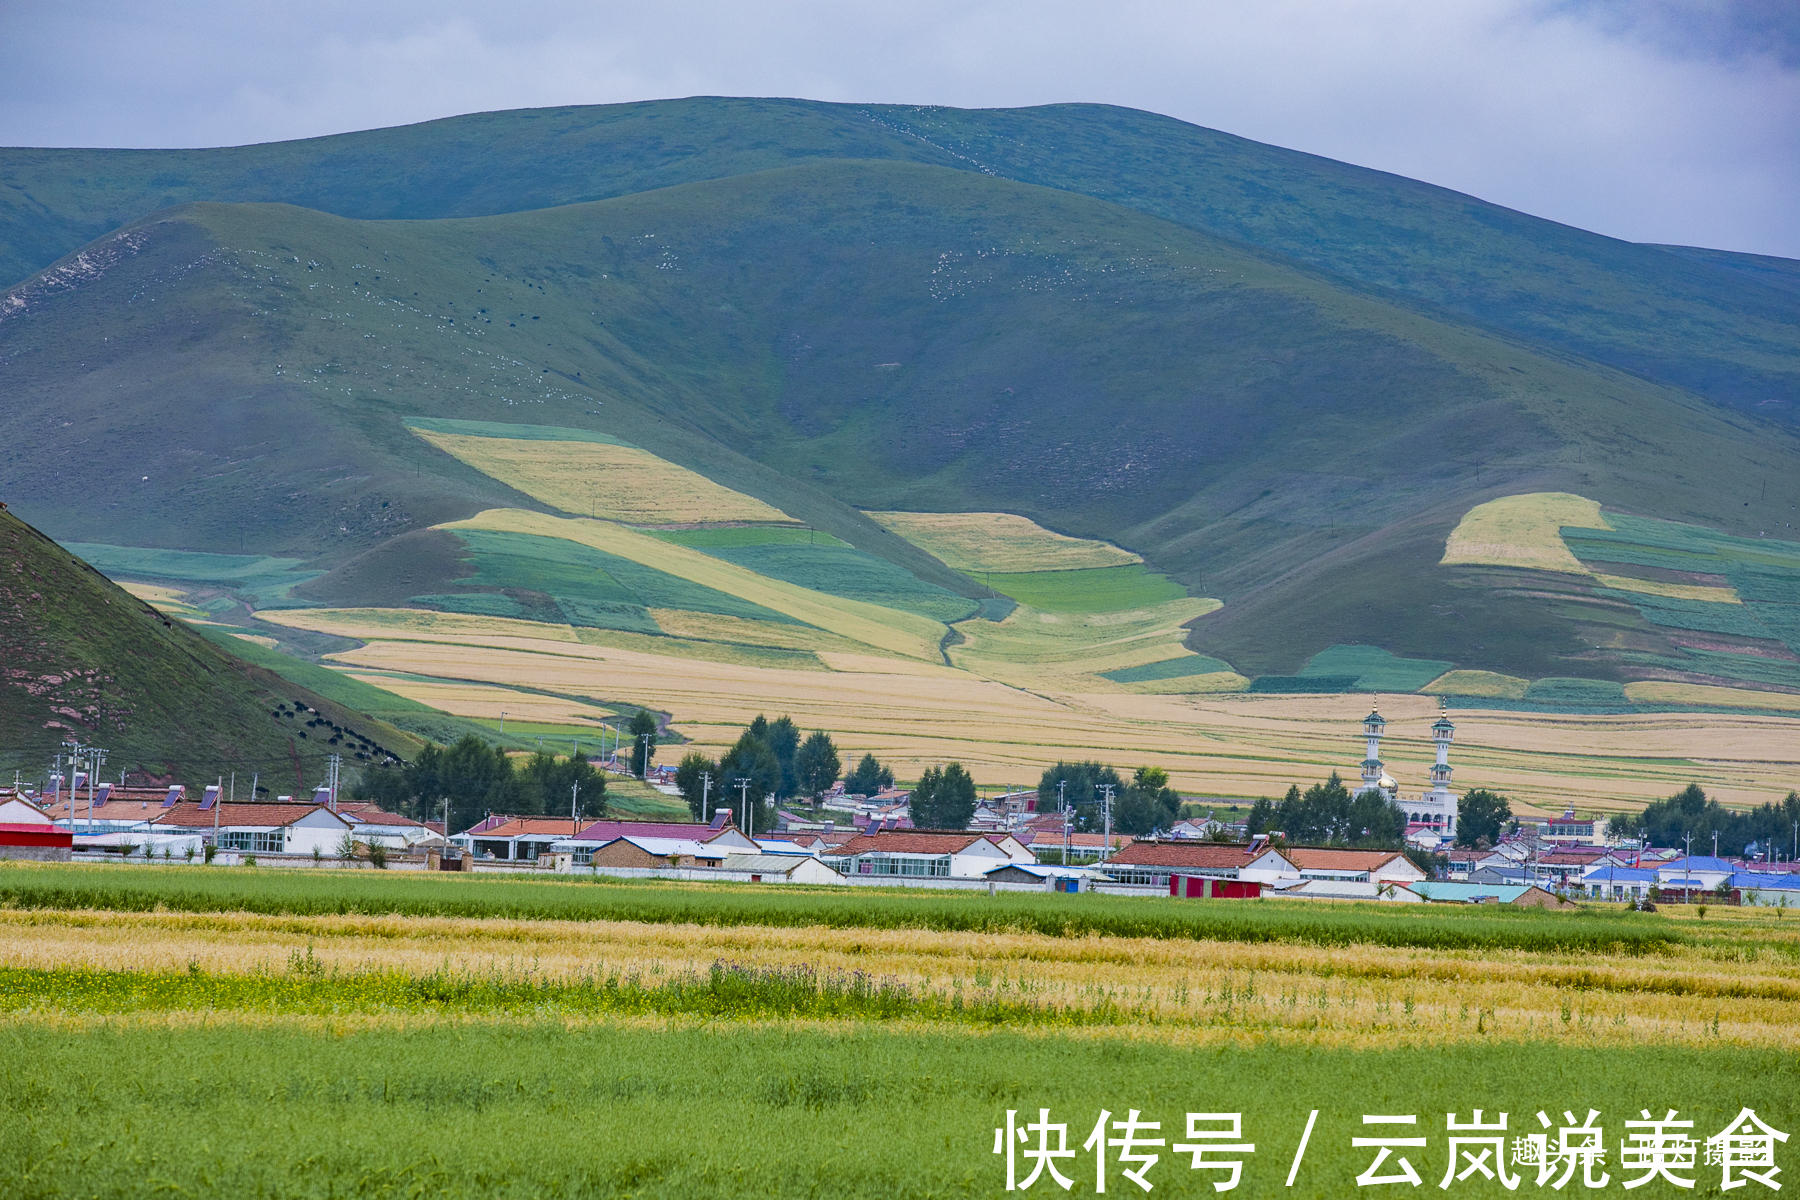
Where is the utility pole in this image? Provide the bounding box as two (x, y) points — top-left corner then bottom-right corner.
(700, 772), (712, 823)
(1712, 830), (1720, 859)
(326, 754), (342, 812)
(571, 781), (581, 835)
(499, 711), (507, 734)
(639, 733), (653, 780)
(1097, 784), (1115, 862)
(1058, 780), (1068, 865)
(736, 776), (752, 835)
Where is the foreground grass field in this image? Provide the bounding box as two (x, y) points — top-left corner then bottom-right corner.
(2, 862), (1796, 1197)
(4, 1024), (1787, 1199)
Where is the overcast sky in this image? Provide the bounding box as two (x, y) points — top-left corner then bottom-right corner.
(1, 0), (1795, 257)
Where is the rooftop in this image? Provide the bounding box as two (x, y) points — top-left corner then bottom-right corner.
(1107, 842), (1267, 869)
(153, 802), (346, 830)
(827, 830), (1010, 857)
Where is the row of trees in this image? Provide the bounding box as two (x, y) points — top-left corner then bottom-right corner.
(1034, 762), (1182, 836)
(351, 735), (606, 834)
(674, 715), (856, 832)
(1610, 784), (1800, 858)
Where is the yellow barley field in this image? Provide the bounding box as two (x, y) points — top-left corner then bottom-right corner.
(870, 510), (1141, 573)
(1594, 573), (1740, 603)
(1623, 680), (1800, 712)
(259, 605), (1800, 810)
(1421, 670), (1530, 699)
(949, 597), (1222, 690)
(4, 907), (1794, 1049)
(409, 428), (796, 525)
(1440, 491), (1609, 574)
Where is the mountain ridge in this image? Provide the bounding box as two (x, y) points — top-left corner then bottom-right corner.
(3, 97), (1794, 418)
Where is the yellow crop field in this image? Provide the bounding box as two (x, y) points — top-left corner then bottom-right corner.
(119, 581), (210, 619)
(1595, 573), (1741, 603)
(870, 510), (1140, 573)
(1624, 681), (1800, 712)
(1422, 669), (1530, 698)
(1440, 491), (1610, 574)
(949, 596), (1221, 690)
(645, 609), (899, 658)
(8, 907), (1796, 1049)
(409, 427), (796, 525)
(332, 671), (617, 726)
(443, 508), (949, 660)
(263, 603), (1800, 811)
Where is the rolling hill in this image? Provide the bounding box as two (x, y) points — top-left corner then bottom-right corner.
(3, 99), (1800, 805)
(0, 503), (420, 785)
(2, 98), (1794, 417)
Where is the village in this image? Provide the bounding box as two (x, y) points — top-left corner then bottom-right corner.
(7, 706), (1799, 913)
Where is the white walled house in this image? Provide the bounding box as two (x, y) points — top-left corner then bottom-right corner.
(823, 831), (1035, 879)
(152, 802), (354, 856)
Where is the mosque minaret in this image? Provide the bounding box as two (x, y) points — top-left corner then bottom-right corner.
(1351, 698), (1458, 838)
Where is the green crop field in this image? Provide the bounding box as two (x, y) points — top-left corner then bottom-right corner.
(984, 565), (1189, 613)
(63, 542), (322, 606)
(445, 527), (803, 627)
(687, 542), (980, 622)
(2, 1022), (1784, 1200)
(1100, 654), (1235, 683)
(1297, 644), (1454, 693)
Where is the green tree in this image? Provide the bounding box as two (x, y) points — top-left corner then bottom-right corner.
(1036, 761), (1126, 833)
(628, 709), (659, 779)
(843, 753), (894, 796)
(513, 751), (606, 824)
(909, 762), (978, 830)
(364, 734), (519, 836)
(719, 730), (781, 832)
(794, 731), (841, 800)
(674, 751), (719, 821)
(764, 715), (801, 799)
(1250, 773), (1407, 847)
(1115, 765), (1181, 836)
(1622, 783), (1800, 857)
(1455, 788), (1513, 849)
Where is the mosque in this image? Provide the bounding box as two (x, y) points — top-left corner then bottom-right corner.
(1353, 700), (1458, 837)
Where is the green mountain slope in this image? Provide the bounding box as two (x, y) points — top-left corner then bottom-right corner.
(2, 97), (1794, 416)
(0, 504), (421, 785)
(3, 160), (1798, 687)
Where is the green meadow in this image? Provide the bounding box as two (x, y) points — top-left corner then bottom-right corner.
(984, 565), (1188, 613)
(0, 1023), (1788, 1200)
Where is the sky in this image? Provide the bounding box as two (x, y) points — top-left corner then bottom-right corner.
(0, 0), (1795, 257)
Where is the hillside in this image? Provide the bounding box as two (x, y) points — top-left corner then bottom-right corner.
(2, 97), (1794, 417)
(4, 158), (1799, 687)
(0, 503), (420, 786)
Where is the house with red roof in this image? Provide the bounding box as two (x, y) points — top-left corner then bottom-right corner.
(822, 830), (1035, 879)
(150, 802), (354, 856)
